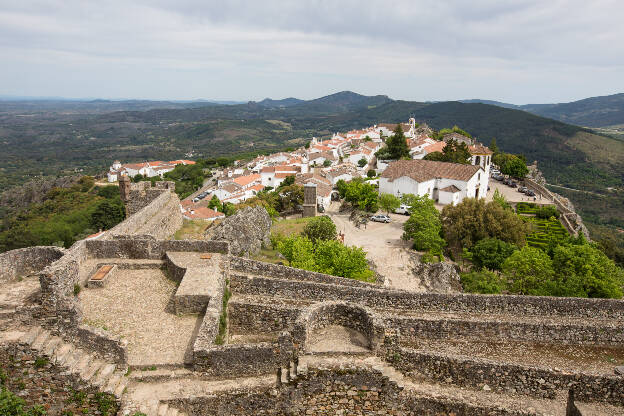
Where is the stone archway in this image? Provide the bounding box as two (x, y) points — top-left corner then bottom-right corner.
(293, 301), (384, 354)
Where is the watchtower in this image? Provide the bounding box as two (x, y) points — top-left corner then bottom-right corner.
(303, 183), (317, 217)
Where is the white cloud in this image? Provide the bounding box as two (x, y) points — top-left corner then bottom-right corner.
(0, 0), (622, 102)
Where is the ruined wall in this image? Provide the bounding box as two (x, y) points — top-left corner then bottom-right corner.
(228, 299), (301, 336)
(171, 366), (525, 416)
(0, 246), (65, 283)
(86, 237), (229, 260)
(230, 274), (624, 319)
(391, 347), (624, 406)
(106, 187), (182, 240)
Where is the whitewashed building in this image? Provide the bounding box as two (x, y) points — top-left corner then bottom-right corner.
(379, 159), (488, 205)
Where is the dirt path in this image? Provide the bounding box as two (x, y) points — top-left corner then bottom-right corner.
(326, 203), (424, 292)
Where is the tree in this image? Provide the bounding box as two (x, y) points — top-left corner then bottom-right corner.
(471, 238), (517, 271)
(441, 198), (528, 250)
(424, 139), (471, 164)
(208, 195), (222, 212)
(385, 124), (410, 160)
(90, 199), (125, 231)
(460, 270), (505, 294)
(358, 158), (368, 168)
(378, 193), (400, 214)
(323, 159), (332, 167)
(502, 156), (529, 178)
(367, 169), (376, 178)
(344, 180), (378, 212)
(489, 138), (499, 154)
(550, 244), (624, 298)
(502, 247), (555, 295)
(400, 193), (419, 213)
(96, 185), (119, 199)
(402, 195), (445, 251)
(492, 189), (511, 210)
(278, 184), (304, 212)
(278, 175), (295, 189)
(303, 216), (337, 243)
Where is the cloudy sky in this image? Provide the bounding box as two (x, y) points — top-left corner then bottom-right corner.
(1, 0), (622, 103)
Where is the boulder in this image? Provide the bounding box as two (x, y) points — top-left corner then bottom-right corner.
(205, 206), (272, 257)
(412, 262), (462, 294)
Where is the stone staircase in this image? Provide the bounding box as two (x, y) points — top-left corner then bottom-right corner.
(16, 326), (130, 397)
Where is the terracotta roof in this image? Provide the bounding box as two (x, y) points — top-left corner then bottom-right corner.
(183, 206), (224, 220)
(222, 183), (242, 193)
(424, 141), (447, 154)
(381, 160), (481, 183)
(248, 184), (265, 192)
(275, 172), (296, 179)
(468, 144), (494, 155)
(439, 185), (461, 193)
(233, 174), (261, 187)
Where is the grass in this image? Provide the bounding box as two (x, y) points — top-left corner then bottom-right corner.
(270, 216), (314, 238)
(252, 248), (286, 265)
(173, 219), (212, 240)
(215, 280), (232, 345)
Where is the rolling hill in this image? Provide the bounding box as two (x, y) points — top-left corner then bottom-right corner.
(462, 93), (624, 128)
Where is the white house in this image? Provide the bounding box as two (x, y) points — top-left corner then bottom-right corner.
(379, 159), (488, 205)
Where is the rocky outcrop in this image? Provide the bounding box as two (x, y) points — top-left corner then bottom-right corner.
(205, 206), (272, 257)
(412, 262), (462, 294)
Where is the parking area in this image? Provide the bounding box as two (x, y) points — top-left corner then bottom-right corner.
(486, 177), (553, 205)
(326, 203), (424, 292)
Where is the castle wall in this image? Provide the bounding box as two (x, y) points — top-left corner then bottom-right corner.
(0, 246), (65, 283)
(230, 274), (624, 319)
(391, 346), (624, 406)
(106, 188), (183, 240)
(86, 238), (229, 259)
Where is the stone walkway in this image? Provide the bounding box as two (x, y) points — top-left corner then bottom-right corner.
(79, 269), (202, 367)
(306, 325), (371, 354)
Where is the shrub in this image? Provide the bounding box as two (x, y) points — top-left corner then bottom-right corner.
(402, 195), (445, 252)
(302, 216), (337, 243)
(367, 169), (376, 178)
(460, 270), (505, 294)
(471, 238), (517, 271)
(535, 206), (559, 219)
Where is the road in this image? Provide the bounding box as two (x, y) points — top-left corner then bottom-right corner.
(325, 203), (425, 292)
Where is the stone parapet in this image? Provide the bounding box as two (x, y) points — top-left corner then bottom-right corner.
(0, 246), (65, 283)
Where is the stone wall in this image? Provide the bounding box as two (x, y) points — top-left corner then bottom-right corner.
(292, 302), (385, 352)
(86, 237), (229, 260)
(391, 346), (624, 406)
(230, 274), (624, 319)
(170, 365), (526, 416)
(228, 299), (301, 336)
(39, 240), (86, 316)
(193, 343), (281, 377)
(106, 187), (182, 240)
(386, 315), (624, 346)
(0, 246), (65, 283)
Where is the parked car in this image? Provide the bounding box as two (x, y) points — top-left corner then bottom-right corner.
(509, 181), (518, 188)
(518, 186), (528, 193)
(494, 174), (504, 181)
(525, 189), (536, 197)
(370, 214), (391, 223)
(503, 178), (510, 185)
(193, 197), (200, 203)
(394, 205), (410, 215)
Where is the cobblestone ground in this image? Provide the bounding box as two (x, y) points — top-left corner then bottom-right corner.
(79, 269), (202, 366)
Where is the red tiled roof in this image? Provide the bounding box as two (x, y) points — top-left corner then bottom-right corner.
(183, 207), (224, 220)
(439, 185), (461, 193)
(381, 160), (481, 182)
(233, 174), (261, 187)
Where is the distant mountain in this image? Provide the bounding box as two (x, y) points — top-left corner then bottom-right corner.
(257, 97), (304, 108)
(459, 99), (519, 109)
(303, 91), (392, 111)
(520, 93), (624, 128)
(461, 93), (624, 128)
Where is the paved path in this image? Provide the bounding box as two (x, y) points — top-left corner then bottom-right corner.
(325, 203), (424, 292)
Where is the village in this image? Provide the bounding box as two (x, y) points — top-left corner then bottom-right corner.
(106, 118), (498, 223)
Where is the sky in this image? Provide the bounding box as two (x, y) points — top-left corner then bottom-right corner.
(1, 0), (623, 104)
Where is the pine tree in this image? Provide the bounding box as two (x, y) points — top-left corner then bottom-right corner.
(386, 124), (410, 160)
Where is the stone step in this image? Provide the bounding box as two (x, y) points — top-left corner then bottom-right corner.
(114, 375), (129, 397)
(74, 353), (92, 376)
(53, 343), (75, 366)
(129, 366), (194, 382)
(42, 335), (63, 356)
(30, 329), (50, 350)
(20, 326), (42, 345)
(83, 358), (105, 382)
(166, 409), (179, 416)
(93, 363), (116, 387)
(157, 403), (169, 416)
(103, 372), (122, 394)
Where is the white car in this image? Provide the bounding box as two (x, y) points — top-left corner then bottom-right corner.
(394, 205), (410, 215)
(370, 214), (391, 223)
